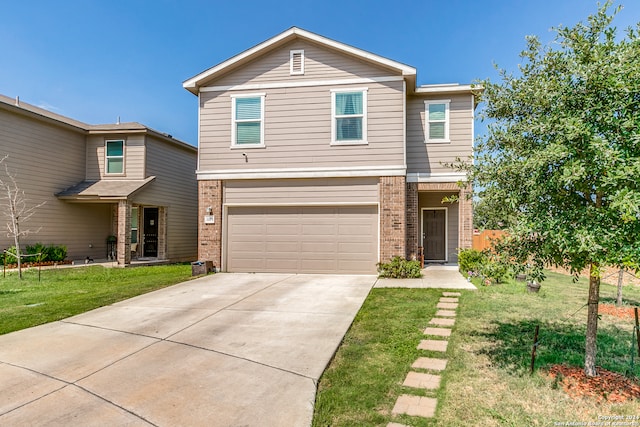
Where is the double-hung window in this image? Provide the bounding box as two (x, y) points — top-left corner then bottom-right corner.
(425, 100), (450, 143)
(232, 94), (265, 147)
(331, 88), (367, 144)
(105, 139), (124, 174)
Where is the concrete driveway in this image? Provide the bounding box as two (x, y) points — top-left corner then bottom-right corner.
(0, 273), (376, 426)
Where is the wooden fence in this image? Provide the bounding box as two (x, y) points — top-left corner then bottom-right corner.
(472, 230), (507, 252)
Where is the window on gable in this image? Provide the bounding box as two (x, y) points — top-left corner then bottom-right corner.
(232, 94), (265, 146)
(331, 88), (368, 144)
(290, 49), (304, 75)
(105, 139), (124, 174)
(425, 100), (450, 143)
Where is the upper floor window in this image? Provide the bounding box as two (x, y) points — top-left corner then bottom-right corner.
(331, 88), (368, 145)
(105, 139), (124, 174)
(425, 100), (450, 143)
(290, 49), (304, 75)
(231, 94), (265, 147)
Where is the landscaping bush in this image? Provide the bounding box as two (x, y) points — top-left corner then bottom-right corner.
(3, 243), (67, 265)
(377, 256), (422, 278)
(458, 248), (488, 276)
(458, 248), (510, 285)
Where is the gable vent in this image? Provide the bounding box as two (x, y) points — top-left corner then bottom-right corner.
(290, 49), (304, 75)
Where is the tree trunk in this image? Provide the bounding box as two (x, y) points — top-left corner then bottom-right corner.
(616, 268), (624, 306)
(584, 262), (600, 377)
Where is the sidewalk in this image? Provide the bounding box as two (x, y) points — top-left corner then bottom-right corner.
(374, 265), (477, 290)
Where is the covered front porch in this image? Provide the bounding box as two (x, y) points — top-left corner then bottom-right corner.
(56, 178), (167, 266)
(407, 182), (473, 265)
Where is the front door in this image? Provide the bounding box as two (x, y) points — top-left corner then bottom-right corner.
(422, 209), (446, 261)
(143, 207), (158, 257)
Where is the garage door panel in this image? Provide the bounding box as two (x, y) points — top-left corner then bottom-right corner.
(227, 206), (377, 274)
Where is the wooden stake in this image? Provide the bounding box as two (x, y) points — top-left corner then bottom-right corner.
(635, 308), (640, 358)
(530, 324), (540, 374)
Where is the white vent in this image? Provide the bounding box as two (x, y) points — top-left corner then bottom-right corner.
(290, 49), (304, 75)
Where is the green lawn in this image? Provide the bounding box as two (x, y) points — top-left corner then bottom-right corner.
(313, 271), (640, 426)
(0, 264), (193, 335)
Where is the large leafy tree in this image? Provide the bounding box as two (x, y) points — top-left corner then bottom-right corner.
(468, 2), (640, 377)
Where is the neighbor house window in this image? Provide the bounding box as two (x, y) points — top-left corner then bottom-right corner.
(331, 88), (367, 144)
(425, 100), (450, 143)
(290, 49), (304, 75)
(231, 94), (265, 147)
(105, 140), (124, 173)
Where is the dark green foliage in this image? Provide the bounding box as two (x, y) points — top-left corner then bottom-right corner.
(458, 249), (487, 275)
(377, 256), (422, 278)
(3, 243), (68, 265)
(459, 248), (510, 284)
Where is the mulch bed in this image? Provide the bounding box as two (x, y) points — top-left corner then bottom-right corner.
(599, 304), (637, 319)
(547, 364), (640, 403)
(3, 260), (72, 269)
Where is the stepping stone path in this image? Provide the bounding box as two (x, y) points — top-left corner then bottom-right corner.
(389, 292), (461, 426)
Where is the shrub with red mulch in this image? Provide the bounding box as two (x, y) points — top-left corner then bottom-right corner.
(547, 365), (640, 403)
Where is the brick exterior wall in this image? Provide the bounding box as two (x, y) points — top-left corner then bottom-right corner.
(198, 180), (223, 269)
(379, 176), (406, 263)
(406, 182), (419, 260)
(116, 200), (131, 266)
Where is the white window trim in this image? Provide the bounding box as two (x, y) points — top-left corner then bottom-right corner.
(330, 87), (368, 145)
(290, 49), (304, 75)
(231, 93), (266, 148)
(424, 99), (450, 143)
(105, 139), (125, 175)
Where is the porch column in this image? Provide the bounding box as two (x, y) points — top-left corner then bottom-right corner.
(117, 199), (132, 266)
(458, 184), (473, 250)
(157, 206), (167, 260)
(406, 182), (419, 260)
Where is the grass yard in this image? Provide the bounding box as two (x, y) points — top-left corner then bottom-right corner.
(313, 272), (640, 426)
(0, 264), (193, 335)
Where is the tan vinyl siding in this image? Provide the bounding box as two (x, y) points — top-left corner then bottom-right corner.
(419, 192), (459, 263)
(224, 177), (379, 205)
(0, 108), (111, 260)
(212, 40), (399, 87)
(199, 80), (405, 171)
(86, 134), (146, 180)
(133, 135), (197, 261)
(406, 94), (474, 174)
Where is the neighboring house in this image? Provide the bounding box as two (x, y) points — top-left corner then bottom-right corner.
(183, 27), (476, 274)
(0, 94), (197, 266)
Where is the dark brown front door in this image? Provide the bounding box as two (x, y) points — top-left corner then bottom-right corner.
(423, 209), (446, 261)
(143, 207), (158, 257)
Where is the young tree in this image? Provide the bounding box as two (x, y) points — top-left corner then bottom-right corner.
(466, 2), (640, 377)
(0, 156), (46, 279)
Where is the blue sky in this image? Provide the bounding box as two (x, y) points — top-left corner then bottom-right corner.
(1, 0), (638, 145)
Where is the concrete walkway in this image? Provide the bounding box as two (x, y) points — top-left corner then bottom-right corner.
(0, 273), (376, 427)
(374, 265), (477, 290)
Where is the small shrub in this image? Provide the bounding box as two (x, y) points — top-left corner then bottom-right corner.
(458, 249), (488, 276)
(458, 248), (510, 285)
(377, 256), (422, 278)
(49, 245), (67, 262)
(3, 246), (18, 265)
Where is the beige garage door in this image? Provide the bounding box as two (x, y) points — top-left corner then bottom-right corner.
(226, 206), (378, 274)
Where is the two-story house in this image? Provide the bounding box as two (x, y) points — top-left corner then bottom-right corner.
(0, 94), (197, 265)
(184, 27), (475, 274)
